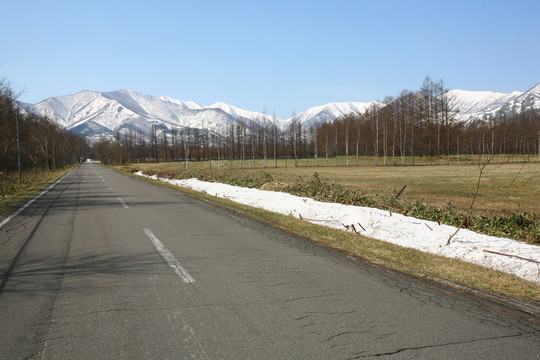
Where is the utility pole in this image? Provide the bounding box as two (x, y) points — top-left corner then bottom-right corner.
(15, 108), (22, 185)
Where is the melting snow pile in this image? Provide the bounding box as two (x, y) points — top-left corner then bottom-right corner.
(137, 172), (540, 285)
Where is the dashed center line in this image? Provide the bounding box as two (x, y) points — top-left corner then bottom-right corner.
(118, 197), (129, 209)
(143, 228), (195, 283)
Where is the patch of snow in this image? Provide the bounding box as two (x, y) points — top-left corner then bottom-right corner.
(135, 172), (540, 285)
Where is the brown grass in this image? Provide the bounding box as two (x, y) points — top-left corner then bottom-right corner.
(128, 159), (540, 217)
(0, 167), (74, 217)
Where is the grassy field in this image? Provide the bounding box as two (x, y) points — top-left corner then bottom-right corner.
(129, 157), (540, 218)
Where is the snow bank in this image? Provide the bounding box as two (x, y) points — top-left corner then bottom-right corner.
(137, 172), (540, 285)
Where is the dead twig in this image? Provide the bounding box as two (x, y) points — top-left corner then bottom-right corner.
(343, 223), (360, 234)
(504, 162), (526, 195)
(483, 249), (540, 264)
(389, 185), (407, 206)
(447, 156), (492, 245)
(518, 168), (540, 189)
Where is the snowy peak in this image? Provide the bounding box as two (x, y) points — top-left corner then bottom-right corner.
(448, 90), (519, 117)
(208, 102), (276, 123)
(503, 83), (540, 114)
(159, 96), (204, 110)
(448, 83), (540, 120)
(287, 101), (377, 127)
(20, 89), (245, 142)
(524, 82), (540, 95)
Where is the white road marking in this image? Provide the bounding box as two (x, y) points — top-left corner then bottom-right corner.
(90, 165), (104, 181)
(143, 228), (195, 283)
(90, 165), (103, 179)
(118, 197), (129, 209)
(0, 169), (75, 230)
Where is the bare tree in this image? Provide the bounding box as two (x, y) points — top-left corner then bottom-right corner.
(272, 113), (278, 167)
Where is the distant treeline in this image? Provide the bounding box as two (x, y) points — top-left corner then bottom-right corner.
(94, 77), (540, 166)
(315, 77), (540, 166)
(0, 79), (89, 177)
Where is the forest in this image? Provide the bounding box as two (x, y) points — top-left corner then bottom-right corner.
(93, 77), (540, 166)
(0, 79), (89, 180)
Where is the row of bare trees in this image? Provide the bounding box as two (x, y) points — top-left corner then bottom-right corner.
(0, 79), (88, 177)
(316, 78), (539, 165)
(94, 76), (539, 166)
(95, 115), (286, 166)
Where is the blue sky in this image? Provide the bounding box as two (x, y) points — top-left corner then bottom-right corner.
(1, 0), (539, 119)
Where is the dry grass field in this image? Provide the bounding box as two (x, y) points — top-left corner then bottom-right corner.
(131, 158), (540, 218)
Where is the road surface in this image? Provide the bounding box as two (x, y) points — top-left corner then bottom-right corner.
(1, 163), (539, 359)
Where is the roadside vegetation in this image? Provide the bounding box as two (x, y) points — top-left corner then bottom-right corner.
(0, 167), (75, 216)
(126, 160), (540, 245)
(117, 162), (540, 302)
(0, 77), (89, 218)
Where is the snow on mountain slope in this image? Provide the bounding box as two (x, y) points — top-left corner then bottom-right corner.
(22, 89), (243, 141)
(447, 84), (540, 120)
(449, 90), (512, 114)
(448, 89), (523, 120)
(159, 95), (204, 110)
(496, 83), (540, 115)
(208, 102), (279, 123)
(19, 83), (540, 142)
(34, 90), (105, 128)
(285, 101), (377, 128)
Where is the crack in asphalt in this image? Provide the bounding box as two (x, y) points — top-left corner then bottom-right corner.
(349, 333), (526, 358)
(381, 276), (540, 336)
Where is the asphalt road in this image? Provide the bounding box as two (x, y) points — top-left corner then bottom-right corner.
(0, 163), (539, 359)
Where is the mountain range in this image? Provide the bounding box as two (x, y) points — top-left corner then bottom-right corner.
(18, 83), (540, 142)
(449, 83), (540, 120)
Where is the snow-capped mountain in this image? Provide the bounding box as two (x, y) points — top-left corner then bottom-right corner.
(19, 83), (540, 142)
(19, 89), (377, 142)
(448, 83), (540, 120)
(286, 101), (377, 128)
(20, 89), (254, 141)
(208, 102), (274, 124)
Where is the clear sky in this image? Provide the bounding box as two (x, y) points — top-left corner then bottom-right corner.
(1, 0), (539, 119)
